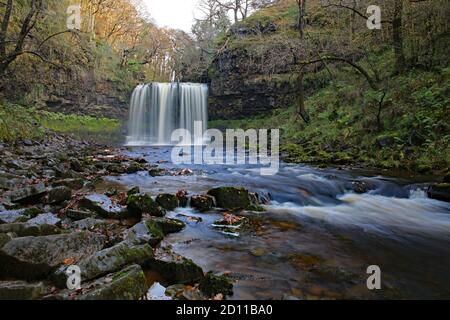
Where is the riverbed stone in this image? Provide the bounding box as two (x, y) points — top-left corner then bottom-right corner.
(127, 193), (166, 217)
(199, 272), (233, 298)
(7, 183), (47, 204)
(156, 194), (179, 211)
(53, 242), (153, 287)
(124, 217), (185, 247)
(190, 195), (215, 212)
(0, 231), (105, 280)
(0, 280), (46, 300)
(47, 186), (72, 204)
(51, 178), (84, 190)
(78, 194), (128, 219)
(0, 209), (29, 224)
(144, 247), (204, 285)
(207, 187), (254, 211)
(26, 213), (61, 227)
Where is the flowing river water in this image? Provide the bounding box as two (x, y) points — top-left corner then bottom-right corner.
(97, 146), (450, 300)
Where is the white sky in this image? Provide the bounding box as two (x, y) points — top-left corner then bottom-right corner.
(143, 0), (202, 32)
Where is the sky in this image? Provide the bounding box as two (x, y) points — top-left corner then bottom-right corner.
(143, 0), (202, 32)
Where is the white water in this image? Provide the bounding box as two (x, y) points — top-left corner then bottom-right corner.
(126, 83), (208, 146)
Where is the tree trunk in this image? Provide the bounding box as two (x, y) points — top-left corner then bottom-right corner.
(297, 0), (306, 39)
(296, 69), (310, 123)
(0, 0), (13, 58)
(393, 0), (405, 74)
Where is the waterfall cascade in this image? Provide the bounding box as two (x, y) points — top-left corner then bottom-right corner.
(126, 83), (208, 146)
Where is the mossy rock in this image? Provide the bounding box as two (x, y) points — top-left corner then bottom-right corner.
(0, 281), (46, 300)
(207, 187), (254, 211)
(156, 194), (179, 211)
(190, 195), (215, 212)
(127, 193), (166, 217)
(199, 272), (233, 298)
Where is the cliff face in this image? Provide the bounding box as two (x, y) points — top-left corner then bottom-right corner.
(208, 45), (296, 120)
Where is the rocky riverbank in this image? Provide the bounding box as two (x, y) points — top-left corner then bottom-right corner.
(0, 134), (267, 300)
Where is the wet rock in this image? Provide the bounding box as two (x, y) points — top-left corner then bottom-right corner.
(0, 281), (46, 300)
(190, 195), (215, 212)
(47, 186), (72, 204)
(53, 242), (153, 287)
(26, 213), (61, 227)
(351, 181), (374, 194)
(156, 194), (179, 211)
(79, 194), (128, 219)
(126, 186), (140, 196)
(148, 168), (166, 177)
(207, 187), (255, 211)
(427, 183), (450, 203)
(144, 247), (204, 285)
(7, 183), (47, 204)
(51, 178), (84, 190)
(127, 193), (165, 217)
(124, 218), (185, 247)
(199, 272), (233, 298)
(0, 231), (105, 280)
(126, 163), (143, 174)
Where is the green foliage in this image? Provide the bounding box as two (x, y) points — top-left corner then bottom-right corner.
(0, 103), (121, 143)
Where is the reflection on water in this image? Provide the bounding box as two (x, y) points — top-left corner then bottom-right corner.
(107, 146), (450, 299)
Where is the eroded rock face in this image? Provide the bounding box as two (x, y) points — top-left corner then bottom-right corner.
(79, 194), (128, 219)
(0, 232), (105, 280)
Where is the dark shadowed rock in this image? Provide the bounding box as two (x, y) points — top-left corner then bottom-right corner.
(7, 183), (47, 204)
(0, 281), (46, 300)
(199, 272), (233, 298)
(156, 194), (179, 211)
(126, 186), (140, 196)
(190, 195), (215, 212)
(144, 247), (204, 285)
(79, 194), (128, 219)
(427, 183), (450, 203)
(47, 186), (72, 204)
(0, 232), (105, 280)
(66, 209), (97, 221)
(53, 242), (153, 287)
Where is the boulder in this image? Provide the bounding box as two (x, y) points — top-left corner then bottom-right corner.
(427, 183), (450, 203)
(144, 247), (204, 285)
(53, 242), (153, 287)
(126, 163), (143, 174)
(0, 232), (105, 280)
(156, 194), (179, 211)
(351, 181), (375, 194)
(145, 217), (185, 235)
(124, 218), (185, 247)
(78, 194), (128, 219)
(7, 183), (47, 204)
(0, 209), (30, 224)
(190, 195), (215, 212)
(47, 186), (72, 204)
(0, 281), (46, 300)
(127, 186), (140, 196)
(127, 193), (166, 217)
(207, 187), (254, 211)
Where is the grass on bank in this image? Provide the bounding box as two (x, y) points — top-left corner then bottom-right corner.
(209, 63), (450, 173)
(0, 104), (122, 143)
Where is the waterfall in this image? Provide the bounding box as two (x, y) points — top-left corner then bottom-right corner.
(126, 83), (208, 146)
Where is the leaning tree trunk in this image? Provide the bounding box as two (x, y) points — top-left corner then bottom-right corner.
(393, 0), (405, 74)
